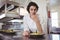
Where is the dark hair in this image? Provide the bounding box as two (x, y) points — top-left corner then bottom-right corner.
(27, 2), (39, 13)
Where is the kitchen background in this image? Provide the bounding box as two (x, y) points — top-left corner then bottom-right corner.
(0, 0), (60, 40)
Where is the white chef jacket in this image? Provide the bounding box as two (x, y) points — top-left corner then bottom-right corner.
(23, 13), (45, 33)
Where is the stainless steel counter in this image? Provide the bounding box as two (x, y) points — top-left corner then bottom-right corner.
(1, 33), (59, 40)
(0, 33), (48, 40)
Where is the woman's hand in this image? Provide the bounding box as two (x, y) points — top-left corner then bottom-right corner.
(23, 31), (30, 37)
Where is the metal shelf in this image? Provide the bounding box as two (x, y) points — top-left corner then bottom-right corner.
(0, 0), (20, 13)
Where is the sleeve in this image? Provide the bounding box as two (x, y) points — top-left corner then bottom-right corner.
(23, 16), (30, 32)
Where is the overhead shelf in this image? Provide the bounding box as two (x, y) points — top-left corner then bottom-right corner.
(0, 0), (20, 13)
(0, 15), (24, 22)
(0, 4), (11, 12)
(0, 0), (21, 22)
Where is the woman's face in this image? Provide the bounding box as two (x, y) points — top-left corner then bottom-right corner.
(29, 6), (38, 15)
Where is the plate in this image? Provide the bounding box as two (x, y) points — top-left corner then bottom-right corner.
(30, 32), (44, 35)
(0, 30), (15, 33)
(29, 33), (45, 39)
